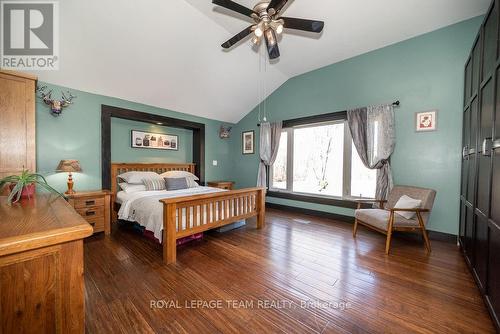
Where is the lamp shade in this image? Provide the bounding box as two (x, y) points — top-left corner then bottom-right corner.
(56, 160), (82, 173)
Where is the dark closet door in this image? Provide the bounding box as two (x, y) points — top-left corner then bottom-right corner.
(489, 43), (500, 332)
(461, 1), (500, 328)
(482, 2), (500, 323)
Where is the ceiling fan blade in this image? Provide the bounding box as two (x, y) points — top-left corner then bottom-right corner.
(267, 0), (288, 14)
(221, 26), (254, 49)
(281, 17), (324, 33)
(264, 29), (280, 59)
(212, 0), (255, 18)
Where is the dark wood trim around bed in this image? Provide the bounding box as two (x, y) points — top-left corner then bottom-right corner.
(101, 105), (206, 189)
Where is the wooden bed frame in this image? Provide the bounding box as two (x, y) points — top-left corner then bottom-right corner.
(110, 163), (266, 264)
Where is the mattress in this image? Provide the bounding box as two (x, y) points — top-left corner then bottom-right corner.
(118, 186), (236, 242)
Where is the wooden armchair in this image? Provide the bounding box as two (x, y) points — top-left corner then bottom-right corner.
(352, 186), (437, 254)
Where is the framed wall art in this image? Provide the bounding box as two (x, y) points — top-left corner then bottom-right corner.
(242, 130), (255, 154)
(415, 110), (438, 132)
(131, 130), (178, 150)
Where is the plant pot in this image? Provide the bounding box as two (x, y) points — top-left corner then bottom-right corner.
(8, 183), (36, 201)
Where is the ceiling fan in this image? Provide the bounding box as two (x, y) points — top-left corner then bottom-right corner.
(213, 0), (324, 60)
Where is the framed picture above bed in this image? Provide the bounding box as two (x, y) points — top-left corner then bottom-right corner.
(131, 130), (178, 150)
(242, 130), (255, 154)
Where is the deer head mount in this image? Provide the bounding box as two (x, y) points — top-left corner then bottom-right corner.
(36, 85), (77, 116)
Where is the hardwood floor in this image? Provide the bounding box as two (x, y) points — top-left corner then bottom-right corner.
(84, 208), (496, 333)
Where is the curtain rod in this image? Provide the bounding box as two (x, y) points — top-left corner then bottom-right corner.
(257, 100), (400, 127)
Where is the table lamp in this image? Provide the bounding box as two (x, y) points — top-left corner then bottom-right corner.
(56, 160), (82, 195)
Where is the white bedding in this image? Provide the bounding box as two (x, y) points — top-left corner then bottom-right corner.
(118, 186), (227, 242)
(116, 191), (131, 204)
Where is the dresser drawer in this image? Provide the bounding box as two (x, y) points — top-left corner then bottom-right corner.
(74, 197), (104, 209)
(86, 216), (105, 233)
(76, 206), (104, 219)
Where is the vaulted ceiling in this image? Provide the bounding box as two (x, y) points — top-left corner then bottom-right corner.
(31, 0), (490, 123)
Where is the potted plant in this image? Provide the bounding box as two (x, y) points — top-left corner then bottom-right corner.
(0, 169), (64, 205)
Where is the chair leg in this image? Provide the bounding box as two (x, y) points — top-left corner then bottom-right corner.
(385, 212), (395, 254)
(417, 212), (431, 253)
(353, 203), (361, 238)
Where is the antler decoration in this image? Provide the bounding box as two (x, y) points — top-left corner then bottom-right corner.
(36, 85), (77, 116)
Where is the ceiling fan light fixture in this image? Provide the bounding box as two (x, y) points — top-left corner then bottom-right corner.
(254, 21), (266, 37)
(276, 23), (283, 34)
(264, 28), (276, 46)
(254, 27), (263, 37)
(213, 0), (324, 59)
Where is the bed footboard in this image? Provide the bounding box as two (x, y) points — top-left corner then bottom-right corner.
(161, 187), (266, 264)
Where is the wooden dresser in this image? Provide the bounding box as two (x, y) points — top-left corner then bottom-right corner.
(0, 195), (93, 333)
(207, 181), (234, 190)
(67, 191), (111, 235)
(0, 70), (37, 180)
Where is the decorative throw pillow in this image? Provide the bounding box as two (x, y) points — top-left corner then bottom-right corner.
(165, 177), (189, 191)
(142, 177), (166, 191)
(160, 170), (199, 181)
(118, 182), (147, 193)
(186, 178), (199, 188)
(118, 171), (160, 184)
(393, 195), (422, 220)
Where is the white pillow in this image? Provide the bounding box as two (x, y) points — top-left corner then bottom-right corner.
(118, 183), (146, 193)
(186, 178), (199, 188)
(118, 171), (159, 184)
(159, 170), (199, 181)
(394, 195), (422, 220)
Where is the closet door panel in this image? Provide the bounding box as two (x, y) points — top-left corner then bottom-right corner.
(488, 222), (500, 323)
(465, 59), (472, 104)
(467, 98), (478, 203)
(477, 79), (494, 214)
(475, 216), (489, 290)
(483, 2), (498, 79)
(460, 203), (467, 242)
(465, 206), (475, 263)
(462, 107), (471, 198)
(473, 40), (481, 94)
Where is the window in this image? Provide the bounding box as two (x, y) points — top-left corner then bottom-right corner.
(270, 118), (376, 199)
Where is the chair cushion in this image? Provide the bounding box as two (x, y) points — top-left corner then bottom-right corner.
(393, 195), (421, 220)
(355, 209), (420, 231)
(386, 186), (436, 225)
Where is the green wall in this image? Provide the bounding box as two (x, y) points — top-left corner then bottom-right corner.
(36, 82), (233, 193)
(231, 16), (483, 235)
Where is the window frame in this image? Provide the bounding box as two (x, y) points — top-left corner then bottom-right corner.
(268, 110), (375, 208)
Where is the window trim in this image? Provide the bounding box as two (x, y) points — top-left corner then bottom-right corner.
(268, 110), (376, 204)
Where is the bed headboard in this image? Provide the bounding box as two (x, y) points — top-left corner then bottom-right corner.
(110, 162), (196, 198)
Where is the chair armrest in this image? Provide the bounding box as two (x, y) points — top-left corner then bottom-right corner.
(352, 199), (387, 204)
(390, 208), (429, 213)
(351, 199), (387, 209)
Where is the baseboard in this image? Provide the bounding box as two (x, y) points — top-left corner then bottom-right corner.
(266, 202), (354, 223)
(266, 202), (456, 243)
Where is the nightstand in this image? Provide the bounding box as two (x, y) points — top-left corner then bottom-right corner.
(207, 181), (234, 190)
(67, 190), (111, 235)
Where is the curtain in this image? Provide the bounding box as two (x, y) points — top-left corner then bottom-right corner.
(347, 104), (395, 200)
(257, 121), (282, 188)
